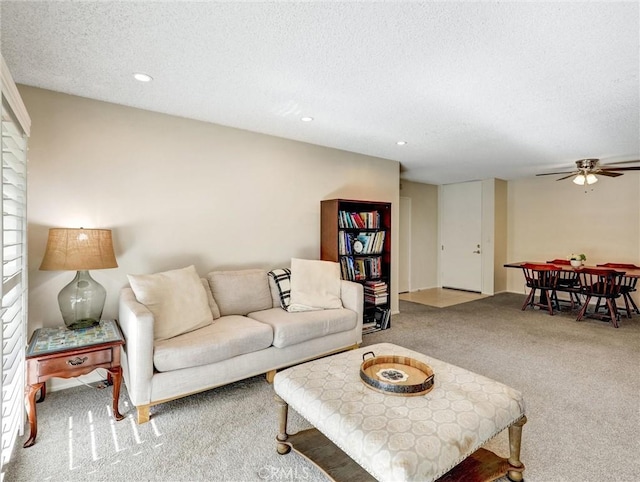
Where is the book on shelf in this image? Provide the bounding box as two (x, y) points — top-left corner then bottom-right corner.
(372, 307), (391, 330)
(353, 231), (385, 255)
(365, 296), (389, 306)
(364, 280), (388, 294)
(340, 256), (384, 282)
(339, 231), (385, 256)
(338, 210), (382, 229)
(364, 280), (387, 290)
(364, 294), (389, 306)
(380, 308), (391, 330)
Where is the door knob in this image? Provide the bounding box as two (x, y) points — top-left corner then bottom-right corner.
(473, 250), (481, 254)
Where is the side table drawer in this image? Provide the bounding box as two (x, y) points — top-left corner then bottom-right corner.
(37, 348), (113, 376)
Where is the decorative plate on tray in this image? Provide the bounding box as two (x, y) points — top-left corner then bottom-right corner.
(359, 352), (435, 397)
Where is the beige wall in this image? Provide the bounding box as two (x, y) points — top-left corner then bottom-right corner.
(506, 174), (640, 294)
(493, 179), (508, 293)
(399, 180), (439, 290)
(401, 175), (639, 298)
(21, 86), (400, 332)
(21, 85), (640, 332)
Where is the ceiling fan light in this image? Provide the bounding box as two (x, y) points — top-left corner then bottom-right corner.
(573, 174), (586, 185)
(585, 173), (598, 184)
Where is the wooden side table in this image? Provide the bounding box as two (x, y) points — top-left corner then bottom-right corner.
(23, 319), (125, 448)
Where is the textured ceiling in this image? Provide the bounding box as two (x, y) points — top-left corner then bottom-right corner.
(1, 2), (639, 184)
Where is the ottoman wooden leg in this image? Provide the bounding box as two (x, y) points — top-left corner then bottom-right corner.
(275, 395), (291, 455)
(507, 415), (527, 481)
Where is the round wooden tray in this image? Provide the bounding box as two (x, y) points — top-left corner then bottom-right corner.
(359, 352), (435, 397)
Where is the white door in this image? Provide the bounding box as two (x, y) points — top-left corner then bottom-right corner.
(441, 181), (483, 292)
(399, 197), (411, 293)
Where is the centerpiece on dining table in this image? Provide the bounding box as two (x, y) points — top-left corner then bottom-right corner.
(568, 253), (586, 268)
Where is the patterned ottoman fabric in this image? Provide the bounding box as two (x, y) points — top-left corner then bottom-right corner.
(273, 342), (525, 482)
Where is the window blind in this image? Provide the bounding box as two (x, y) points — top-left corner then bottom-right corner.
(0, 99), (27, 474)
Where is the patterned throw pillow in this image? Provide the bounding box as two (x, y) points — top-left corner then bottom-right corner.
(268, 268), (291, 310)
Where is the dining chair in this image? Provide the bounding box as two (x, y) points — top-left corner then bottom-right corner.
(546, 259), (581, 309)
(575, 268), (625, 328)
(596, 263), (640, 318)
(521, 263), (561, 315)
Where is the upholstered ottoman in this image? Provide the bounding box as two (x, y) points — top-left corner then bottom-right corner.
(273, 343), (526, 482)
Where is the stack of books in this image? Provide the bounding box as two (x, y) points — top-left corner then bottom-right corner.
(364, 280), (388, 306)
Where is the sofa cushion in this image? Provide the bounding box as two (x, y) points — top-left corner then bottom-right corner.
(207, 269), (272, 316)
(268, 268), (291, 309)
(128, 265), (214, 341)
(153, 315), (274, 372)
(247, 307), (357, 348)
(288, 258), (343, 312)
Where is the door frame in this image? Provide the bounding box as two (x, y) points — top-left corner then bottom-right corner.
(399, 196), (411, 293)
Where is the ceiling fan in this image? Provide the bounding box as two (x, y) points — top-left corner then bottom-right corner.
(536, 158), (640, 185)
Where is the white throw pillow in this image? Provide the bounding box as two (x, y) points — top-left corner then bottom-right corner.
(288, 258), (343, 312)
(128, 265), (214, 341)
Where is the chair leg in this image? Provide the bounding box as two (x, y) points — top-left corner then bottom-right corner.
(621, 294), (632, 318)
(522, 288), (535, 311)
(622, 293), (640, 318)
(570, 292), (580, 310)
(594, 297), (603, 313)
(606, 299), (619, 328)
(545, 289), (555, 315)
(624, 292), (640, 316)
(576, 295), (591, 321)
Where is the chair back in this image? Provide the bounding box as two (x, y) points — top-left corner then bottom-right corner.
(596, 264), (639, 290)
(596, 263), (640, 269)
(522, 263), (560, 289)
(545, 260), (580, 286)
(576, 268), (625, 297)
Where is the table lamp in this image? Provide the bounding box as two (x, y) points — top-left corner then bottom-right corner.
(39, 228), (118, 330)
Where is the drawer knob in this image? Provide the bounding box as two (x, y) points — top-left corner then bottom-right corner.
(67, 356), (88, 366)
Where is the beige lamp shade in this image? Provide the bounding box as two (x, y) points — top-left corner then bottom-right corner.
(40, 228), (118, 271)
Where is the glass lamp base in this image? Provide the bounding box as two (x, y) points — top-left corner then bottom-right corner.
(58, 270), (106, 330)
(66, 319), (100, 330)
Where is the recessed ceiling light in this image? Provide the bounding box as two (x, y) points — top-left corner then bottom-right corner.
(396, 141), (407, 146)
(300, 116), (314, 122)
(133, 73), (153, 82)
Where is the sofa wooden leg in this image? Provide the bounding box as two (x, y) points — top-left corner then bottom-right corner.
(137, 405), (150, 424)
(266, 370), (277, 384)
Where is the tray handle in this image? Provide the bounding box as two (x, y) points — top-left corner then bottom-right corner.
(362, 351), (375, 362)
(424, 374), (435, 385)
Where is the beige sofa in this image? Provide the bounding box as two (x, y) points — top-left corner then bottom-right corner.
(118, 266), (363, 423)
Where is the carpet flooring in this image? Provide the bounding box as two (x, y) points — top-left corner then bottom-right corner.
(6, 293), (640, 481)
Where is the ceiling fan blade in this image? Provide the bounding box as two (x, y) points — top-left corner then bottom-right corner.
(536, 170), (575, 176)
(556, 173), (578, 181)
(600, 166), (640, 172)
(597, 171), (624, 177)
(600, 159), (640, 166)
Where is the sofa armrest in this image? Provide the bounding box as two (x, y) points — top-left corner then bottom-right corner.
(118, 287), (155, 407)
(340, 280), (364, 340)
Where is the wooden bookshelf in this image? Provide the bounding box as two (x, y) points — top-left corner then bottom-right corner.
(321, 199), (391, 332)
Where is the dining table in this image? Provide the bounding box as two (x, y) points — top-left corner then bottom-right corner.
(504, 261), (640, 315)
(504, 261), (640, 279)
